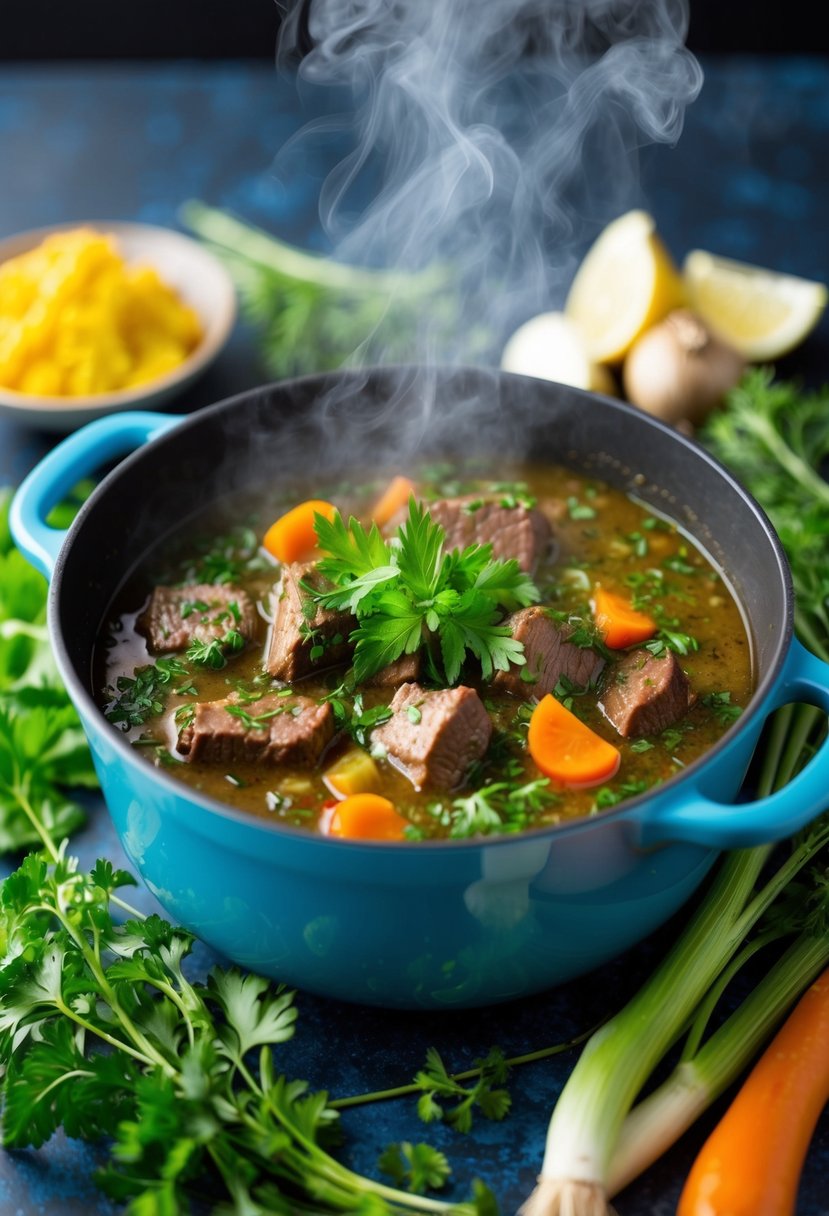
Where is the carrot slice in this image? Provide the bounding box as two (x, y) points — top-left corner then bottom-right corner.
(677, 966), (829, 1216)
(528, 694), (621, 787)
(262, 499), (337, 563)
(370, 475), (416, 528)
(591, 585), (657, 649)
(328, 793), (409, 841)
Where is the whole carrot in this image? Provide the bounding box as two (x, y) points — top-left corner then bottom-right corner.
(677, 966), (829, 1216)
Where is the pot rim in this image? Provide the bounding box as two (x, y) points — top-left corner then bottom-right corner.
(47, 365), (795, 851)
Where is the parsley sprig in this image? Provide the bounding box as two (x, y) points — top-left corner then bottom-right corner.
(0, 847), (495, 1214)
(313, 499), (540, 684)
(413, 1047), (512, 1132)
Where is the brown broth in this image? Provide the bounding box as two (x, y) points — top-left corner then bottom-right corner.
(96, 461), (753, 838)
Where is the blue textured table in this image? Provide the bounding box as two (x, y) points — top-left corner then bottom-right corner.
(1, 57), (828, 1215)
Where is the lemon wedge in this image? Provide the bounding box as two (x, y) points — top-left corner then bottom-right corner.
(564, 210), (685, 365)
(682, 250), (828, 361)
(501, 311), (616, 394)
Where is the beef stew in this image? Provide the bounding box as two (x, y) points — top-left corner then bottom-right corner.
(96, 460), (753, 839)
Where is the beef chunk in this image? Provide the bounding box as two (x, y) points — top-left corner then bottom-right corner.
(386, 496), (551, 572)
(178, 693), (334, 766)
(599, 648), (696, 738)
(266, 562), (353, 681)
(363, 652), (422, 688)
(491, 606), (605, 698)
(371, 682), (492, 791)
(138, 584), (258, 654)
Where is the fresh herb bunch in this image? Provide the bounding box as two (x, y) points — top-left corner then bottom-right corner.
(181, 202), (484, 378)
(0, 489), (97, 850)
(0, 844), (497, 1215)
(312, 499), (540, 684)
(702, 366), (829, 666)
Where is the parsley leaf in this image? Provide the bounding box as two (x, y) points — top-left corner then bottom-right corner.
(312, 498), (540, 684)
(413, 1046), (512, 1133)
(378, 1140), (451, 1194)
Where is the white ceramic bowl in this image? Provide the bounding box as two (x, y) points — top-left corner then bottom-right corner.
(0, 220), (237, 432)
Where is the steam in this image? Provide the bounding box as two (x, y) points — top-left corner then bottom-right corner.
(274, 0), (703, 367)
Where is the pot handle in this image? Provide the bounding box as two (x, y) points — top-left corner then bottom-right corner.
(10, 410), (181, 580)
(638, 638), (829, 849)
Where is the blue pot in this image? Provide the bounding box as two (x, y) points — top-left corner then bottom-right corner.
(10, 367), (829, 1009)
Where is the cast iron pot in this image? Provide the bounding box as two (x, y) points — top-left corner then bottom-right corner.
(11, 365), (829, 1009)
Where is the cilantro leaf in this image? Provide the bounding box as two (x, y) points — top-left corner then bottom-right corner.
(3, 1020), (139, 1149)
(0, 704), (92, 850)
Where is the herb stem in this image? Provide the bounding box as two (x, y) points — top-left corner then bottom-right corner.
(54, 997), (156, 1069)
(740, 411), (829, 510)
(110, 891), (147, 919)
(52, 900), (176, 1078)
(330, 1027), (597, 1110)
(181, 200), (441, 296)
(233, 1057), (454, 1214)
(13, 783), (61, 864)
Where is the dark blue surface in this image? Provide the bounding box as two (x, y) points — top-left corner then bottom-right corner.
(1, 57), (829, 1215)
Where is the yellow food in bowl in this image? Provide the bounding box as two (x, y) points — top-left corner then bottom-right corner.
(0, 227), (203, 397)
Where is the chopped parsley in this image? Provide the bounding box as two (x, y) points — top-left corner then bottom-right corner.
(225, 704), (288, 730)
(323, 686), (394, 746)
(174, 525), (269, 585)
(566, 496), (597, 521)
(701, 690), (743, 725)
(186, 629), (246, 669)
(430, 778), (561, 838)
(104, 657), (190, 728)
(593, 778), (653, 810)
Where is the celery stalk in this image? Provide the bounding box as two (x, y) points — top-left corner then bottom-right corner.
(607, 929), (829, 1197)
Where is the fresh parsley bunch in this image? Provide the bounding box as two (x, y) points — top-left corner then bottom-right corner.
(312, 499), (540, 684)
(0, 849), (497, 1215)
(0, 489), (97, 851)
(702, 367), (829, 667)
